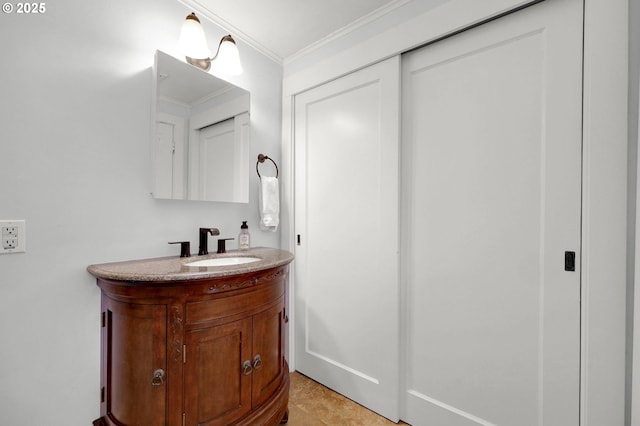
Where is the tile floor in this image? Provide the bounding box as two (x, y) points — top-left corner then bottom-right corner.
(287, 371), (410, 426)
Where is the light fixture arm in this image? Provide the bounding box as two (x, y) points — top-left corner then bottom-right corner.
(185, 56), (213, 71)
(185, 34), (237, 72)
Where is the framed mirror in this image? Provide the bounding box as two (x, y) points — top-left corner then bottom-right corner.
(151, 50), (250, 202)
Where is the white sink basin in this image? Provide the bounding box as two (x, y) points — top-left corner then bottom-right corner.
(185, 257), (262, 267)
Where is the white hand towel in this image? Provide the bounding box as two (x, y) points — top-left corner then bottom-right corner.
(259, 176), (279, 232)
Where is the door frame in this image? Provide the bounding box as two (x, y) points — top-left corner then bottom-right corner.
(281, 0), (628, 423)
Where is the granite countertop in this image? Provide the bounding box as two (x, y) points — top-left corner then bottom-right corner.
(87, 247), (294, 282)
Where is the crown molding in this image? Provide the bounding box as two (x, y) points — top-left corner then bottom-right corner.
(283, 0), (413, 65)
(178, 0), (284, 64)
(178, 0), (413, 67)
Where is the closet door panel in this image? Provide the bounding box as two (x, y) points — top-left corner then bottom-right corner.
(294, 56), (401, 422)
(402, 0), (582, 424)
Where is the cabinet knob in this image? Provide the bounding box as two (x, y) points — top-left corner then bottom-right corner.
(151, 369), (165, 386)
(242, 360), (253, 376)
(253, 354), (262, 370)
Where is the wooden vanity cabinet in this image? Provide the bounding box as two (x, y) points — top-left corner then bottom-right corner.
(184, 298), (286, 425)
(101, 298), (169, 426)
(93, 265), (290, 426)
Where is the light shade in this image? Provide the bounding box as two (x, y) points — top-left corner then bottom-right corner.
(210, 35), (243, 76)
(179, 13), (211, 59)
(178, 13), (243, 75)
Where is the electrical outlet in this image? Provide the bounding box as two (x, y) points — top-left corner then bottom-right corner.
(1, 220), (26, 254)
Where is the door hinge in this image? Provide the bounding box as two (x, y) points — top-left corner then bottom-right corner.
(297, 234), (301, 246)
(100, 386), (105, 403)
(183, 344), (186, 364)
(101, 312), (106, 328)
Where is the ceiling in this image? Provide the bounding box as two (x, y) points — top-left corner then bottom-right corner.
(179, 0), (407, 63)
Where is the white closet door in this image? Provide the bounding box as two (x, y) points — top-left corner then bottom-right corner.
(154, 112), (185, 199)
(294, 56), (400, 421)
(199, 118), (236, 201)
(402, 0), (583, 425)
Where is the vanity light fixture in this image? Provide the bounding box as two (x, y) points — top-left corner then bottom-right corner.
(178, 12), (243, 75)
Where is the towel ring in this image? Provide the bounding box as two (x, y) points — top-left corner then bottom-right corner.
(256, 154), (279, 179)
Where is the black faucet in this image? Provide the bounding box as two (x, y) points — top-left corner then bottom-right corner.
(217, 238), (235, 254)
(198, 228), (220, 255)
(168, 241), (191, 258)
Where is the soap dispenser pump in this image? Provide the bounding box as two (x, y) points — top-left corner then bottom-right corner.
(238, 221), (250, 250)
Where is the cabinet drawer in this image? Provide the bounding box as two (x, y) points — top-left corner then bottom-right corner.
(186, 279), (284, 325)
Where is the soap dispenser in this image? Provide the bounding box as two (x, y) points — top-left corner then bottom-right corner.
(238, 221), (250, 250)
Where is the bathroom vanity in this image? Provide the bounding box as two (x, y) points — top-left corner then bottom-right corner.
(87, 247), (294, 426)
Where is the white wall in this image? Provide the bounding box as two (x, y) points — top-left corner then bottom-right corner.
(0, 0), (282, 424)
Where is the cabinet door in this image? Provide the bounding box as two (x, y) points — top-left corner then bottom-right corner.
(103, 297), (167, 426)
(252, 297), (286, 407)
(184, 318), (253, 426)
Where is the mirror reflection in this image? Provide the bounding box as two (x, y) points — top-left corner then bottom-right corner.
(152, 50), (250, 202)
